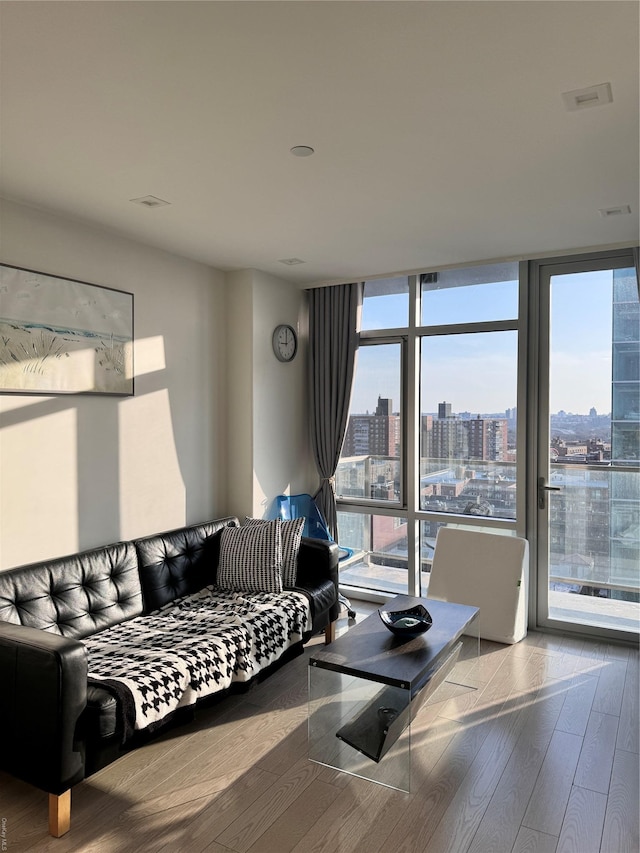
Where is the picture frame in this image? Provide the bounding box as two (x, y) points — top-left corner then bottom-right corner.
(0, 263), (134, 396)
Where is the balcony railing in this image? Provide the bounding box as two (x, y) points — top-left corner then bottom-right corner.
(336, 458), (639, 632)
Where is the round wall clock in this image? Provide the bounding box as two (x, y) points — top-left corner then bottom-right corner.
(272, 324), (298, 362)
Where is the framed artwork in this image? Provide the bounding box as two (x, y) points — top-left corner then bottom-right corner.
(0, 264), (134, 396)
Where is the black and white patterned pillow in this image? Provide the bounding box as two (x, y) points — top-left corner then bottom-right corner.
(217, 521), (283, 593)
(244, 516), (304, 587)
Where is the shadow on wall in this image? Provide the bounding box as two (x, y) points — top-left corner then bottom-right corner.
(0, 394), (121, 562)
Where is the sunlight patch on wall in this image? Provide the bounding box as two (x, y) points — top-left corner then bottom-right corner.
(132, 335), (165, 377)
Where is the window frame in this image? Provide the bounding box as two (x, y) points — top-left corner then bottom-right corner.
(336, 335), (408, 509)
(337, 266), (529, 599)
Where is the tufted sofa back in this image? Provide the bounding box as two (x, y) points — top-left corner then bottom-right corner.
(135, 517), (238, 612)
(0, 517), (241, 640)
(0, 542), (142, 639)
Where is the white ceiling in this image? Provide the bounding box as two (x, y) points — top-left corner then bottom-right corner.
(1, 1), (638, 286)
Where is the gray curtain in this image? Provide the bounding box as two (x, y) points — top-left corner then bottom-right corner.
(309, 282), (363, 539)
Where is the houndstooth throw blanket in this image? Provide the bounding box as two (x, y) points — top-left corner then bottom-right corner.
(84, 586), (311, 742)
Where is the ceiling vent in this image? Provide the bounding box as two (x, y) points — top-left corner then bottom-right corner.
(130, 195), (171, 208)
(598, 205), (632, 218)
(562, 83), (613, 111)
(278, 258), (306, 265)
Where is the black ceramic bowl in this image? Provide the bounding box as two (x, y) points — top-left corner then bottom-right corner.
(378, 604), (433, 637)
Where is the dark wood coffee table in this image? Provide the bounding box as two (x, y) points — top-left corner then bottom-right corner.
(308, 595), (479, 791)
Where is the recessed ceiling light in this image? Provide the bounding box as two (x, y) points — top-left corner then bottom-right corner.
(290, 146), (315, 157)
(130, 195), (171, 208)
(562, 83), (613, 111)
(598, 205), (632, 218)
(278, 258), (306, 265)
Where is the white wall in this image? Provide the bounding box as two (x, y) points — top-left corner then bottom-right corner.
(251, 270), (315, 517)
(225, 269), (315, 521)
(0, 198), (227, 569)
(226, 269), (255, 520)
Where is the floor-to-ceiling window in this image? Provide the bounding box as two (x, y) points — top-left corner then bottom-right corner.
(335, 277), (410, 595)
(532, 253), (639, 640)
(336, 263), (525, 598)
(335, 251), (639, 641)
(418, 264), (522, 593)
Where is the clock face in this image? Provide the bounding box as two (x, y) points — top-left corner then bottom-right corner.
(272, 324), (297, 362)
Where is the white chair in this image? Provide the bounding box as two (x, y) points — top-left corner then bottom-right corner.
(428, 527), (529, 644)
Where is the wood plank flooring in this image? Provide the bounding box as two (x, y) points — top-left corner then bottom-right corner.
(1, 603), (638, 853)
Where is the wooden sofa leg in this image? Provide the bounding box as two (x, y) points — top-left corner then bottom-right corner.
(324, 621), (336, 645)
(49, 790), (71, 837)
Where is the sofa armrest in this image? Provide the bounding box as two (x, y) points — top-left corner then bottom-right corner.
(0, 622), (87, 795)
(295, 538), (340, 631)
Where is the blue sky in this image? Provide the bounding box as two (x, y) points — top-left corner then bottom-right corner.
(352, 269), (621, 416)
(549, 269), (613, 415)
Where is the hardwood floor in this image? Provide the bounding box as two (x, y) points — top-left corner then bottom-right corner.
(2, 603), (638, 853)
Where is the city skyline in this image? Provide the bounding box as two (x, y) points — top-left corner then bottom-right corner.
(350, 397), (612, 419)
(349, 404), (611, 418)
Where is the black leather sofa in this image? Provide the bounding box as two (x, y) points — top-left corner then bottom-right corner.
(0, 516), (339, 837)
